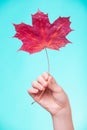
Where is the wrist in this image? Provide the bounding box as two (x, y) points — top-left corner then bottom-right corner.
(52, 105), (74, 130)
(52, 104), (71, 117)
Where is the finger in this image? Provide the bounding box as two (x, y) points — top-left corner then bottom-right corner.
(48, 75), (62, 92)
(32, 81), (44, 91)
(28, 88), (38, 94)
(37, 75), (48, 88)
(42, 72), (49, 81)
(27, 88), (39, 101)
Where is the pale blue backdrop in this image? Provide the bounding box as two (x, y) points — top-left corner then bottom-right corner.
(0, 0), (87, 130)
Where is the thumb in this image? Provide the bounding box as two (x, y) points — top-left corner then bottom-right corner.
(48, 75), (62, 93)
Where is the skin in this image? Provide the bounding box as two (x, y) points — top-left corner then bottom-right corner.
(28, 72), (74, 130)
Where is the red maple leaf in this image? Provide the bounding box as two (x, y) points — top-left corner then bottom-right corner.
(13, 10), (72, 54)
(13, 10), (73, 104)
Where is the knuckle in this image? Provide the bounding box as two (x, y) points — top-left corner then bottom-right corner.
(42, 72), (48, 76)
(37, 76), (42, 81)
(49, 75), (53, 81)
(43, 82), (47, 87)
(32, 81), (36, 86)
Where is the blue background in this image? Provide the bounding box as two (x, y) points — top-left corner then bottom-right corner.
(0, 0), (87, 130)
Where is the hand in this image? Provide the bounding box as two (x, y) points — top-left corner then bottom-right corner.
(28, 72), (70, 116)
(28, 72), (74, 130)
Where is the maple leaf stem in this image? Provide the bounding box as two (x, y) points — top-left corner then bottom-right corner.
(31, 48), (50, 105)
(45, 48), (50, 73)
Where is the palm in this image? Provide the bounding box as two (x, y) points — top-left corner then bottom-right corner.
(31, 83), (68, 115)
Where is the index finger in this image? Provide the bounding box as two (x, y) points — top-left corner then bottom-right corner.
(42, 72), (49, 81)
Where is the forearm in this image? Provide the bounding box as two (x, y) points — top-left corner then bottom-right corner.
(52, 106), (74, 130)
